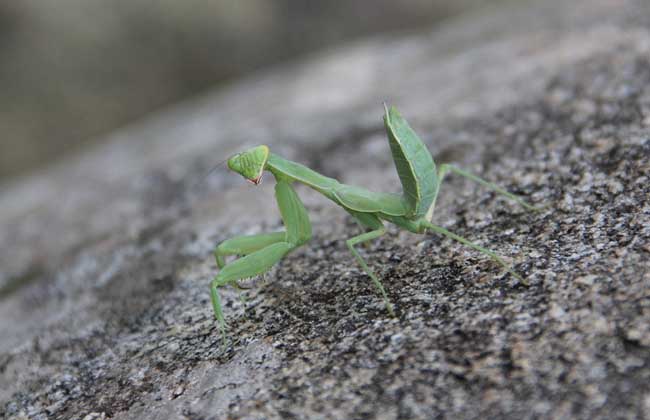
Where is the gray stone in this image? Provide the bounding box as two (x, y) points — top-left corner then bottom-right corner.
(1, 0), (650, 419)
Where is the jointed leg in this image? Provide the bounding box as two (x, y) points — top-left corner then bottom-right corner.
(436, 164), (541, 212)
(215, 232), (286, 290)
(345, 227), (394, 316)
(421, 164), (536, 283)
(215, 232), (286, 268)
(420, 220), (527, 285)
(211, 181), (311, 343)
(211, 241), (295, 340)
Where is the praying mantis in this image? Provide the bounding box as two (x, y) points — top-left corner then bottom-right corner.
(211, 105), (540, 340)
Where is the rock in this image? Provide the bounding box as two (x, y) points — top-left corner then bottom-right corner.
(1, 0), (650, 419)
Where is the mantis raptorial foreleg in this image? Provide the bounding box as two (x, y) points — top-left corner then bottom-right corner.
(215, 232), (287, 292)
(211, 180), (311, 342)
(215, 232), (287, 272)
(211, 242), (293, 336)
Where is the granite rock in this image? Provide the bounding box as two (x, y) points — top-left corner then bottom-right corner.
(1, 0), (650, 419)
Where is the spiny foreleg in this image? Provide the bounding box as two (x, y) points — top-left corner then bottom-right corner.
(211, 241), (295, 340)
(211, 180), (311, 344)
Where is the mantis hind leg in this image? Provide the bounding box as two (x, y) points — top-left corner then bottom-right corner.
(419, 220), (527, 285)
(433, 164), (541, 214)
(346, 211), (394, 316)
(422, 164), (536, 282)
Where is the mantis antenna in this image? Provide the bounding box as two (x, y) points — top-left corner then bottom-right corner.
(194, 142), (260, 190)
(189, 155), (235, 193)
(201, 157), (230, 182)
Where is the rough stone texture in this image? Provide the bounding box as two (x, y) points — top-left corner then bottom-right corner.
(1, 0), (650, 419)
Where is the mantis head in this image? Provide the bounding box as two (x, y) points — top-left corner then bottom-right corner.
(227, 145), (270, 185)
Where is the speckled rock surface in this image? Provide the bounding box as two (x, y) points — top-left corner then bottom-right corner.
(1, 0), (650, 419)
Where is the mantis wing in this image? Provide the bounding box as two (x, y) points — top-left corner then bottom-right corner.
(383, 105), (437, 219)
(334, 184), (407, 216)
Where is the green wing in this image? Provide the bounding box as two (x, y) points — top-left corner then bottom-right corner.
(334, 184), (407, 216)
(383, 105), (437, 218)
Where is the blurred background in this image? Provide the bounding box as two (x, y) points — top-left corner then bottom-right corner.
(0, 0), (494, 183)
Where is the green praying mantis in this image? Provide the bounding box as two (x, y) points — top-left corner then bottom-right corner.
(211, 105), (540, 340)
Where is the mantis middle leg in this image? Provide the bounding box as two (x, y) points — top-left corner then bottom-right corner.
(211, 181), (311, 341)
(345, 211), (394, 316)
